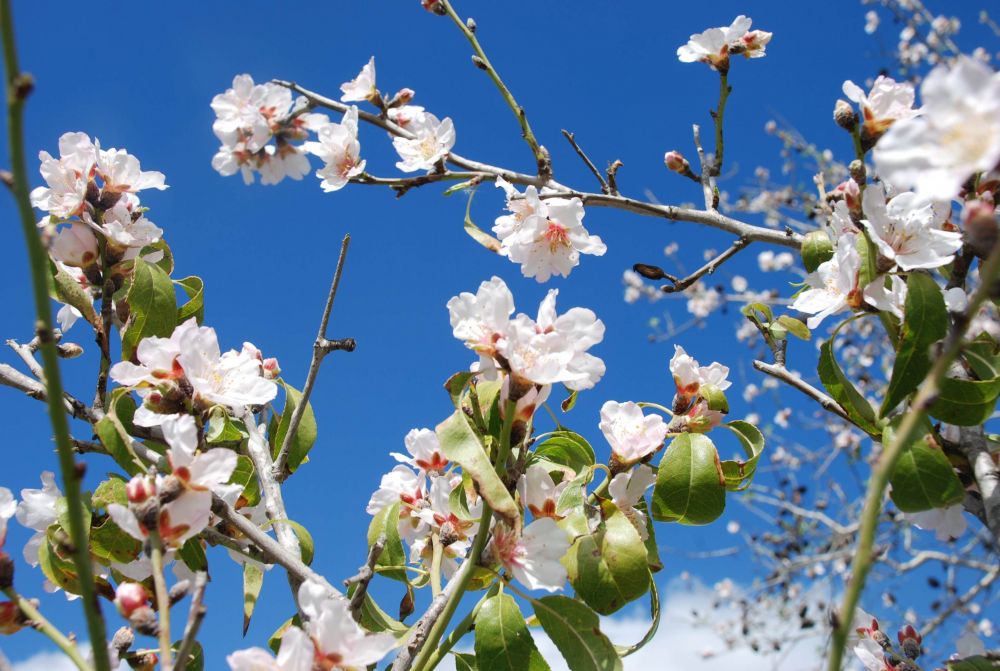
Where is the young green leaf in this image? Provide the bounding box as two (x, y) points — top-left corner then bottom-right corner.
(652, 433), (726, 525)
(474, 593), (551, 671)
(175, 275), (205, 324)
(271, 381), (318, 473)
(121, 258), (178, 360)
(243, 563), (264, 635)
(886, 420), (964, 513)
(928, 375), (1000, 426)
(718, 421), (765, 492)
(818, 335), (880, 437)
(532, 595), (623, 671)
(366, 502), (408, 583)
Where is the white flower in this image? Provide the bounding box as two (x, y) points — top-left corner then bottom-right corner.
(944, 287), (968, 313)
(518, 464), (571, 520)
(163, 414), (238, 495)
(955, 622), (987, 658)
(853, 637), (889, 671)
(902, 504), (967, 541)
(791, 233), (861, 329)
(608, 465), (656, 540)
(496, 186), (605, 282)
(447, 275), (515, 375)
(391, 428), (449, 474)
(96, 146), (167, 194)
(212, 74), (292, 152)
(49, 224), (98, 268)
(258, 143), (312, 186)
(297, 581), (397, 668)
(211, 141), (258, 185)
(863, 274), (907, 319)
(842, 76), (918, 139)
(860, 184), (960, 270)
(387, 104), (426, 130)
(677, 16), (770, 68)
(30, 132), (97, 217)
(669, 345), (731, 399)
(366, 465), (427, 543)
(340, 56), (377, 103)
(0, 486), (16, 551)
(15, 471), (60, 567)
(499, 289), (605, 390)
(757, 250), (795, 271)
(227, 628), (313, 671)
(412, 475), (482, 576)
(874, 56), (1000, 199)
(92, 197), (164, 258)
(303, 107), (366, 191)
(599, 401), (668, 466)
(684, 282), (722, 318)
(488, 518), (570, 592)
(53, 262), (92, 332)
(392, 112), (456, 172)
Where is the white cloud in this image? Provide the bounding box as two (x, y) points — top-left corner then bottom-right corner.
(10, 650), (82, 671)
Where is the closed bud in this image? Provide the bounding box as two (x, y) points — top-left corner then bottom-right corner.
(421, 0), (445, 14)
(128, 605), (159, 637)
(399, 585), (415, 620)
(466, 17), (476, 32)
(664, 151), (690, 174)
(834, 99), (858, 131)
(849, 159), (866, 185)
(388, 88), (415, 108)
(126, 474), (155, 504)
(115, 582), (149, 618)
(111, 626), (135, 654)
(897, 624), (922, 659)
(0, 554), (13, 589)
(262, 357), (281, 380)
(169, 579), (191, 605)
(0, 600), (24, 635)
(963, 193), (998, 259)
(57, 342), (84, 359)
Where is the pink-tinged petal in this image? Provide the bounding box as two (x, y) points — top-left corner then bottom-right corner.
(189, 449), (238, 490)
(108, 503), (146, 541)
(275, 626), (315, 671)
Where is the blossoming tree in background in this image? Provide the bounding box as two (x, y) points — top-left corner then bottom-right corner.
(0, 1), (998, 671)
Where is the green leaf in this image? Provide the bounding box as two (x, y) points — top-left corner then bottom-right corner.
(634, 498), (662, 572)
(718, 421), (765, 492)
(880, 273), (947, 418)
(121, 258), (178, 361)
(142, 239), (174, 275)
(91, 478), (128, 511)
(352, 590), (410, 638)
(928, 376), (1000, 426)
(90, 518), (142, 564)
(652, 433), (726, 525)
(38, 534), (82, 595)
(531, 431), (596, 476)
(454, 652), (479, 671)
(855, 231), (880, 291)
(267, 615), (301, 655)
(818, 325), (880, 436)
(563, 501), (650, 615)
(367, 502), (408, 583)
(446, 371), (477, 409)
(614, 577), (660, 657)
(260, 518), (315, 565)
(462, 185), (501, 253)
(475, 593), (550, 671)
(532, 595), (622, 671)
(560, 388), (578, 413)
(699, 384), (729, 414)
(436, 410), (519, 528)
(555, 467), (596, 538)
(171, 641), (203, 671)
(800, 230), (834, 273)
(206, 406), (248, 445)
(271, 381), (318, 474)
(228, 455), (261, 507)
(886, 420), (965, 513)
(175, 275), (205, 324)
(243, 563), (264, 636)
(776, 315), (810, 341)
(178, 538), (208, 572)
(94, 391), (146, 476)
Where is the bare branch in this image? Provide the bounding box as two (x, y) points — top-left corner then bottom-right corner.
(692, 124), (717, 210)
(560, 129), (608, 194)
(273, 234), (353, 480)
(6, 337), (44, 378)
(919, 565), (999, 638)
(346, 533), (385, 623)
(956, 425), (1000, 545)
(0, 362), (98, 423)
(659, 236), (750, 294)
(752, 360), (853, 424)
(173, 572), (208, 671)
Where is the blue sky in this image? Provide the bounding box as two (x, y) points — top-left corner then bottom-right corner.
(1, 1), (995, 668)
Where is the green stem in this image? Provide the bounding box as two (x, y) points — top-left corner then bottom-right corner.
(711, 72), (730, 177)
(3, 587), (94, 671)
(0, 4), (111, 669)
(94, 239), (113, 411)
(149, 530), (173, 671)
(419, 581), (500, 671)
(440, 0), (548, 176)
(826, 242), (1000, 671)
(430, 533), (443, 597)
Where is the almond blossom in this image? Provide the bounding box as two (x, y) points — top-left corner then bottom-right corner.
(447, 275), (515, 375)
(392, 112), (456, 172)
(340, 56), (377, 103)
(676, 16), (771, 70)
(608, 465), (656, 540)
(297, 581), (396, 669)
(49, 224), (98, 268)
(863, 274), (907, 320)
(366, 465), (427, 543)
(412, 475), (482, 576)
(842, 75), (918, 142)
(791, 233), (862, 329)
(903, 504), (967, 542)
(30, 132), (97, 217)
(874, 56), (1000, 199)
(669, 345), (732, 402)
(53, 262), (92, 332)
(860, 184), (961, 271)
(15, 471), (60, 569)
(391, 428), (448, 474)
(486, 517), (570, 592)
(89, 196), (164, 260)
(492, 178), (605, 282)
(388, 104), (427, 130)
(303, 106), (366, 191)
(599, 401), (668, 467)
(0, 487), (15, 553)
(518, 463), (571, 520)
(211, 74), (292, 153)
(96, 146), (167, 194)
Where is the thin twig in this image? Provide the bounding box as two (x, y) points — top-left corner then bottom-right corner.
(173, 572), (208, 671)
(752, 361), (853, 424)
(0, 3), (111, 667)
(606, 159), (623, 197)
(273, 234), (353, 480)
(692, 124), (717, 211)
(346, 533), (386, 623)
(660, 236), (750, 293)
(2, 587), (93, 671)
(6, 337), (43, 378)
(956, 425), (1000, 545)
(918, 566), (999, 638)
(560, 129), (607, 193)
(148, 529), (173, 671)
(0, 362), (98, 422)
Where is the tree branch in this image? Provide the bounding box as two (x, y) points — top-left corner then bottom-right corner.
(956, 425), (1000, 545)
(659, 236), (750, 293)
(172, 572), (208, 671)
(752, 360), (853, 424)
(560, 129), (607, 194)
(345, 533), (385, 623)
(273, 234), (353, 480)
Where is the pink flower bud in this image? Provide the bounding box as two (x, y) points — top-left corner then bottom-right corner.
(664, 151), (690, 174)
(831, 179), (861, 214)
(115, 582), (149, 618)
(0, 601), (23, 635)
(394, 88), (415, 105)
(833, 99), (858, 131)
(262, 357), (281, 380)
(126, 475), (154, 504)
(421, 0), (444, 13)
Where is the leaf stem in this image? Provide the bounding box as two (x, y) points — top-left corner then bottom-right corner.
(2, 587), (94, 671)
(0, 3), (111, 668)
(712, 71), (730, 176)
